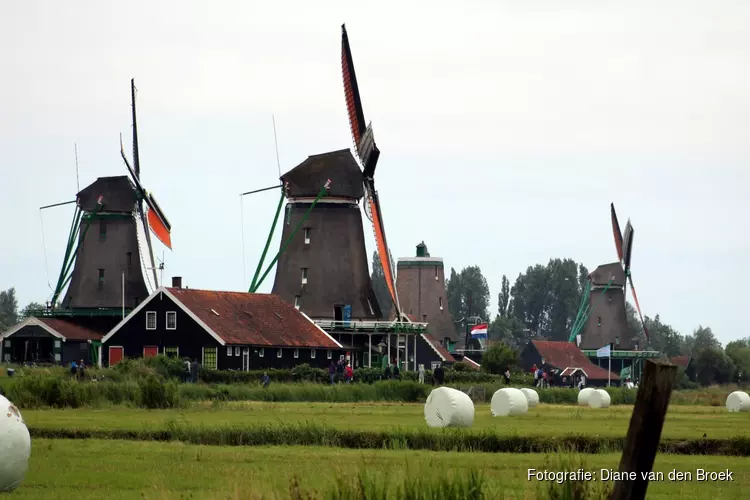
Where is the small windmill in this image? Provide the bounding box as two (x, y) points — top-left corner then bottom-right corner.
(44, 79), (173, 310)
(341, 24), (403, 320)
(569, 203), (648, 350)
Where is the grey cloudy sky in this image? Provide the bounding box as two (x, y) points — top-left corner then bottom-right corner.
(2, 1), (748, 344)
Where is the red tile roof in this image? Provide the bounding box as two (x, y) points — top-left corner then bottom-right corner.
(532, 340), (619, 381)
(39, 318), (103, 341)
(421, 333), (456, 363)
(166, 288), (340, 349)
(669, 356), (690, 369)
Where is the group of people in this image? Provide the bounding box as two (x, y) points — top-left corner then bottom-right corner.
(328, 358), (354, 384)
(530, 363), (586, 389)
(69, 359), (87, 379)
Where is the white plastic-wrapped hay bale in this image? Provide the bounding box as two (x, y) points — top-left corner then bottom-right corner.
(0, 395), (31, 492)
(577, 387), (595, 406)
(588, 389), (611, 409)
(491, 388), (529, 416)
(726, 391), (750, 412)
(520, 387), (540, 408)
(424, 387), (475, 428)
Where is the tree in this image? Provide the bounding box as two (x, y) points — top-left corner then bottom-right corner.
(725, 338), (750, 382)
(693, 347), (735, 386)
(640, 313), (686, 356)
(19, 302), (44, 320)
(0, 288), (18, 332)
(481, 342), (519, 375)
(497, 275), (510, 318)
(371, 251), (392, 319)
(445, 266), (490, 323)
(691, 326), (721, 353)
(489, 314), (528, 350)
(509, 258), (587, 341)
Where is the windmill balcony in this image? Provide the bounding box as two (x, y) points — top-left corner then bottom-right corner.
(312, 319), (428, 333)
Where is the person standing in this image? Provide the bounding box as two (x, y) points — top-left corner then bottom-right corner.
(345, 363), (353, 383)
(418, 364), (425, 384)
(328, 361), (336, 384)
(433, 364), (445, 386)
(504, 367), (511, 385)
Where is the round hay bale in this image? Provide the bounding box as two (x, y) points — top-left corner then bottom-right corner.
(577, 387), (595, 406)
(588, 389), (611, 409)
(424, 387), (475, 428)
(726, 391), (750, 413)
(491, 388), (529, 416)
(0, 395), (31, 493)
(520, 387), (540, 408)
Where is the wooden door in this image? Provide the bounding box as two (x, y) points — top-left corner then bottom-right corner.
(143, 346), (159, 358)
(109, 346), (124, 366)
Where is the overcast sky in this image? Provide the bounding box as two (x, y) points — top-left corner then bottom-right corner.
(2, 1), (748, 345)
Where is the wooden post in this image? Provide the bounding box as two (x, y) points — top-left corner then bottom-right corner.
(611, 359), (677, 500)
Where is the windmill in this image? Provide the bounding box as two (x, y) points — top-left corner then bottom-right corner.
(242, 25), (402, 324)
(45, 79), (172, 310)
(568, 203), (648, 350)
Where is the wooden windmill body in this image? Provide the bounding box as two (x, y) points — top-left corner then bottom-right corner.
(271, 149), (382, 321)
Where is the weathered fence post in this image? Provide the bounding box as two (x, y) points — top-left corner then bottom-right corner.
(611, 359), (677, 500)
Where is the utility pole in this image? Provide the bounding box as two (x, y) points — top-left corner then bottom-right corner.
(464, 290), (473, 349)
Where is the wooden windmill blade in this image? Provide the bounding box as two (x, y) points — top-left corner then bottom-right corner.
(341, 24), (379, 179)
(622, 219), (634, 275)
(341, 24), (401, 318)
(610, 202), (624, 263)
(119, 79), (173, 288)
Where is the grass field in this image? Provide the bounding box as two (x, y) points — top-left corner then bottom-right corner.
(12, 440), (750, 499)
(21, 401), (750, 440)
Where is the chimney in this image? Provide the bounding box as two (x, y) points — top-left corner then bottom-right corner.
(172, 276), (183, 289)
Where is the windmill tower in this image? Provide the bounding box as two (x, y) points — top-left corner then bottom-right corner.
(570, 203), (648, 351)
(396, 242), (457, 345)
(49, 79), (173, 310)
(270, 149), (382, 321)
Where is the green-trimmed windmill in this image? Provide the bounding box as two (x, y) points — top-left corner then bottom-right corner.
(569, 203), (649, 349)
(42, 79), (172, 311)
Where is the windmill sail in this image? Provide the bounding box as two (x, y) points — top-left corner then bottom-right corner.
(610, 203), (624, 262)
(341, 24), (400, 317)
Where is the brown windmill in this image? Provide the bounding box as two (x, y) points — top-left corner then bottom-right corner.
(45, 79), (173, 311)
(570, 203), (648, 351)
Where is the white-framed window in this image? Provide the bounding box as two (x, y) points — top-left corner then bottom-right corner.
(3, 340), (10, 348)
(294, 295), (300, 310)
(166, 311), (177, 330)
(3, 354), (10, 362)
(294, 348), (299, 359)
(202, 347), (218, 370)
(259, 348), (265, 358)
(54, 339), (61, 349)
(311, 349), (316, 359)
(327, 350), (332, 360)
(301, 268), (308, 284)
(277, 348), (283, 358)
(54, 353), (61, 362)
(164, 346), (179, 358)
(146, 311), (156, 330)
(431, 361), (441, 370)
(227, 346), (233, 356)
(439, 297), (443, 310)
(235, 347), (240, 356)
(304, 228), (310, 244)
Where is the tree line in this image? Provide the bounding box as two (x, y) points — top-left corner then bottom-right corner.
(370, 253), (749, 386)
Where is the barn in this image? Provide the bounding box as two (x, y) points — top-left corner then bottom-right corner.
(0, 316), (103, 366)
(100, 282), (345, 370)
(521, 340), (620, 387)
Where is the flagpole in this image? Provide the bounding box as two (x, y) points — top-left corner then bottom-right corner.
(608, 343), (612, 387)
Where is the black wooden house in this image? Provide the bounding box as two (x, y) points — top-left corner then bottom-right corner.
(101, 280), (344, 369)
(1, 316), (104, 366)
